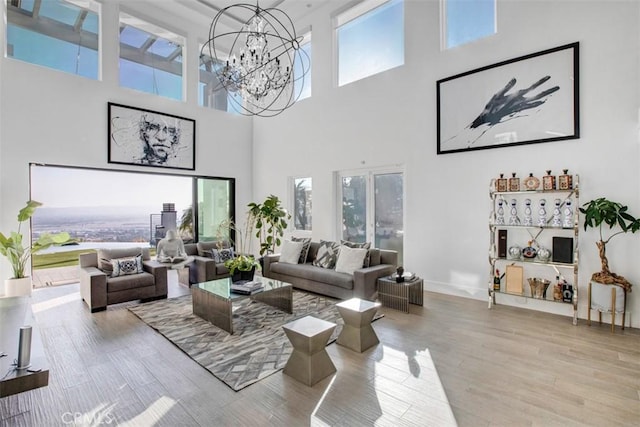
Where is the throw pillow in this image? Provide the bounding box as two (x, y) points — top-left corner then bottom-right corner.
(211, 247), (235, 263)
(279, 240), (304, 264)
(312, 240), (340, 269)
(335, 245), (368, 275)
(291, 236), (311, 264)
(111, 255), (143, 277)
(341, 240), (372, 267)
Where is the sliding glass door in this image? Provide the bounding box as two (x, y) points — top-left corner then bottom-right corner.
(195, 177), (235, 242)
(339, 168), (404, 263)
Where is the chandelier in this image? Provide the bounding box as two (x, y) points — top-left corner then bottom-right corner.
(202, 2), (310, 117)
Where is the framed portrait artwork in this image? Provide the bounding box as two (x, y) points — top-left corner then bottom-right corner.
(437, 42), (579, 155)
(108, 102), (196, 170)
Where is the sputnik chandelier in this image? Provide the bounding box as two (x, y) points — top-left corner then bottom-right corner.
(202, 2), (310, 117)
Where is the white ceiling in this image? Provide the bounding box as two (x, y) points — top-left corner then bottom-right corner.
(144, 0), (335, 30)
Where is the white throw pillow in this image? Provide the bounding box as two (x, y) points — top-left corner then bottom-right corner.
(335, 245), (368, 275)
(279, 240), (305, 264)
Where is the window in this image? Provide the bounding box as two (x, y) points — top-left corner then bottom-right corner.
(443, 0), (496, 49)
(199, 51), (229, 112)
(292, 177), (312, 231)
(119, 14), (184, 101)
(336, 0), (404, 87)
(294, 33), (312, 101)
(6, 0), (100, 79)
(338, 168), (404, 263)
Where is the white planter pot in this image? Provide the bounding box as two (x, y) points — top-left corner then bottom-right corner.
(5, 277), (33, 297)
(590, 280), (625, 312)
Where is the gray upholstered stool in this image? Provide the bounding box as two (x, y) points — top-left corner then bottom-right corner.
(336, 298), (381, 352)
(282, 315), (336, 386)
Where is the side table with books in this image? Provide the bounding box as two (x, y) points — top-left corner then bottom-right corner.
(377, 273), (424, 313)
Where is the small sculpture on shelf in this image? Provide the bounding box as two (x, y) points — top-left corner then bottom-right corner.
(537, 199), (547, 227)
(563, 199), (574, 228)
(523, 198), (533, 226)
(395, 266), (405, 283)
(508, 245), (521, 260)
(495, 199), (505, 225)
(537, 246), (551, 262)
(509, 198), (520, 225)
(551, 198), (563, 227)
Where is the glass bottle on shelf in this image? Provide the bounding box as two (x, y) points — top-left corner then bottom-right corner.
(542, 170), (556, 190)
(509, 198), (520, 225)
(496, 174), (508, 192)
(493, 269), (501, 291)
(558, 169), (573, 190)
(551, 198), (562, 227)
(495, 199), (505, 225)
(523, 198), (533, 226)
(508, 173), (520, 192)
(563, 199), (574, 228)
(537, 199), (547, 226)
(523, 173), (540, 191)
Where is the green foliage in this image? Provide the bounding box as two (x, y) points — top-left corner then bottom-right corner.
(580, 198), (640, 243)
(248, 195), (291, 256)
(224, 254), (259, 275)
(0, 200), (71, 279)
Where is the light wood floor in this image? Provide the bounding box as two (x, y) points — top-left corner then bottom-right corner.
(1, 275), (639, 426)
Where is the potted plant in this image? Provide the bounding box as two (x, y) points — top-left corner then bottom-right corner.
(216, 218), (260, 282)
(248, 195), (291, 257)
(579, 197), (640, 292)
(0, 200), (71, 296)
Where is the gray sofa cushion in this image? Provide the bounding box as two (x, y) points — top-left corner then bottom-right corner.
(107, 271), (155, 293)
(184, 243), (198, 256)
(196, 241), (229, 257)
(270, 262), (353, 290)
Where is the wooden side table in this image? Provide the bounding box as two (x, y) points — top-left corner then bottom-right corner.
(377, 276), (424, 313)
(282, 316), (336, 386)
(336, 298), (381, 352)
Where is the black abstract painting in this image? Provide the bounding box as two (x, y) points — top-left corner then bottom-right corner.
(437, 42), (579, 154)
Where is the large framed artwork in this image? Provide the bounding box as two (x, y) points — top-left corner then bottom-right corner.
(437, 42), (579, 155)
(108, 102), (196, 170)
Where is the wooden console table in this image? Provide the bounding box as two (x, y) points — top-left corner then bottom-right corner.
(0, 296), (49, 398)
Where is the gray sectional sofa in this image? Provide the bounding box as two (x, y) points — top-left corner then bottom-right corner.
(262, 241), (398, 300)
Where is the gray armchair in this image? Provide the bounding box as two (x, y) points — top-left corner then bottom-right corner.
(79, 247), (168, 312)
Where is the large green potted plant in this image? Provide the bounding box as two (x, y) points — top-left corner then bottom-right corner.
(248, 195), (291, 257)
(580, 198), (640, 292)
(0, 200), (71, 296)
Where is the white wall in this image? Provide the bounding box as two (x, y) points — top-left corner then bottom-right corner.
(0, 1), (253, 293)
(253, 0), (640, 327)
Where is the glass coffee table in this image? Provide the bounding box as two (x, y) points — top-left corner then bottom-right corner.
(191, 276), (293, 334)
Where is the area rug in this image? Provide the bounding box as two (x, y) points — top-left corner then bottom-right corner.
(128, 291), (382, 391)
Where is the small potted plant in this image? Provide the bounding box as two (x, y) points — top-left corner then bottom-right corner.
(579, 197), (640, 292)
(216, 218), (260, 282)
(0, 200), (71, 296)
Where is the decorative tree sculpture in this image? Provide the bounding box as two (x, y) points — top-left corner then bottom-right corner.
(580, 198), (640, 292)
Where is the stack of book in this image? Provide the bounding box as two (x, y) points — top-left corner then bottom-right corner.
(230, 280), (264, 295)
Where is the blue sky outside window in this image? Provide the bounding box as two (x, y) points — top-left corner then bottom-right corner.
(445, 0), (496, 49)
(294, 41), (311, 100)
(119, 58), (182, 101)
(337, 0), (404, 87)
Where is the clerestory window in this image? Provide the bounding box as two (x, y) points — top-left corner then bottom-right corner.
(442, 0), (496, 49)
(6, 0), (100, 79)
(335, 0), (404, 87)
(119, 13), (184, 101)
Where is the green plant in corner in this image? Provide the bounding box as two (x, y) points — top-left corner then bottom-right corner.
(0, 200), (71, 279)
(579, 197), (640, 292)
(248, 195), (291, 256)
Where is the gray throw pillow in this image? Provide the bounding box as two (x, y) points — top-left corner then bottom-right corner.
(312, 240), (340, 269)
